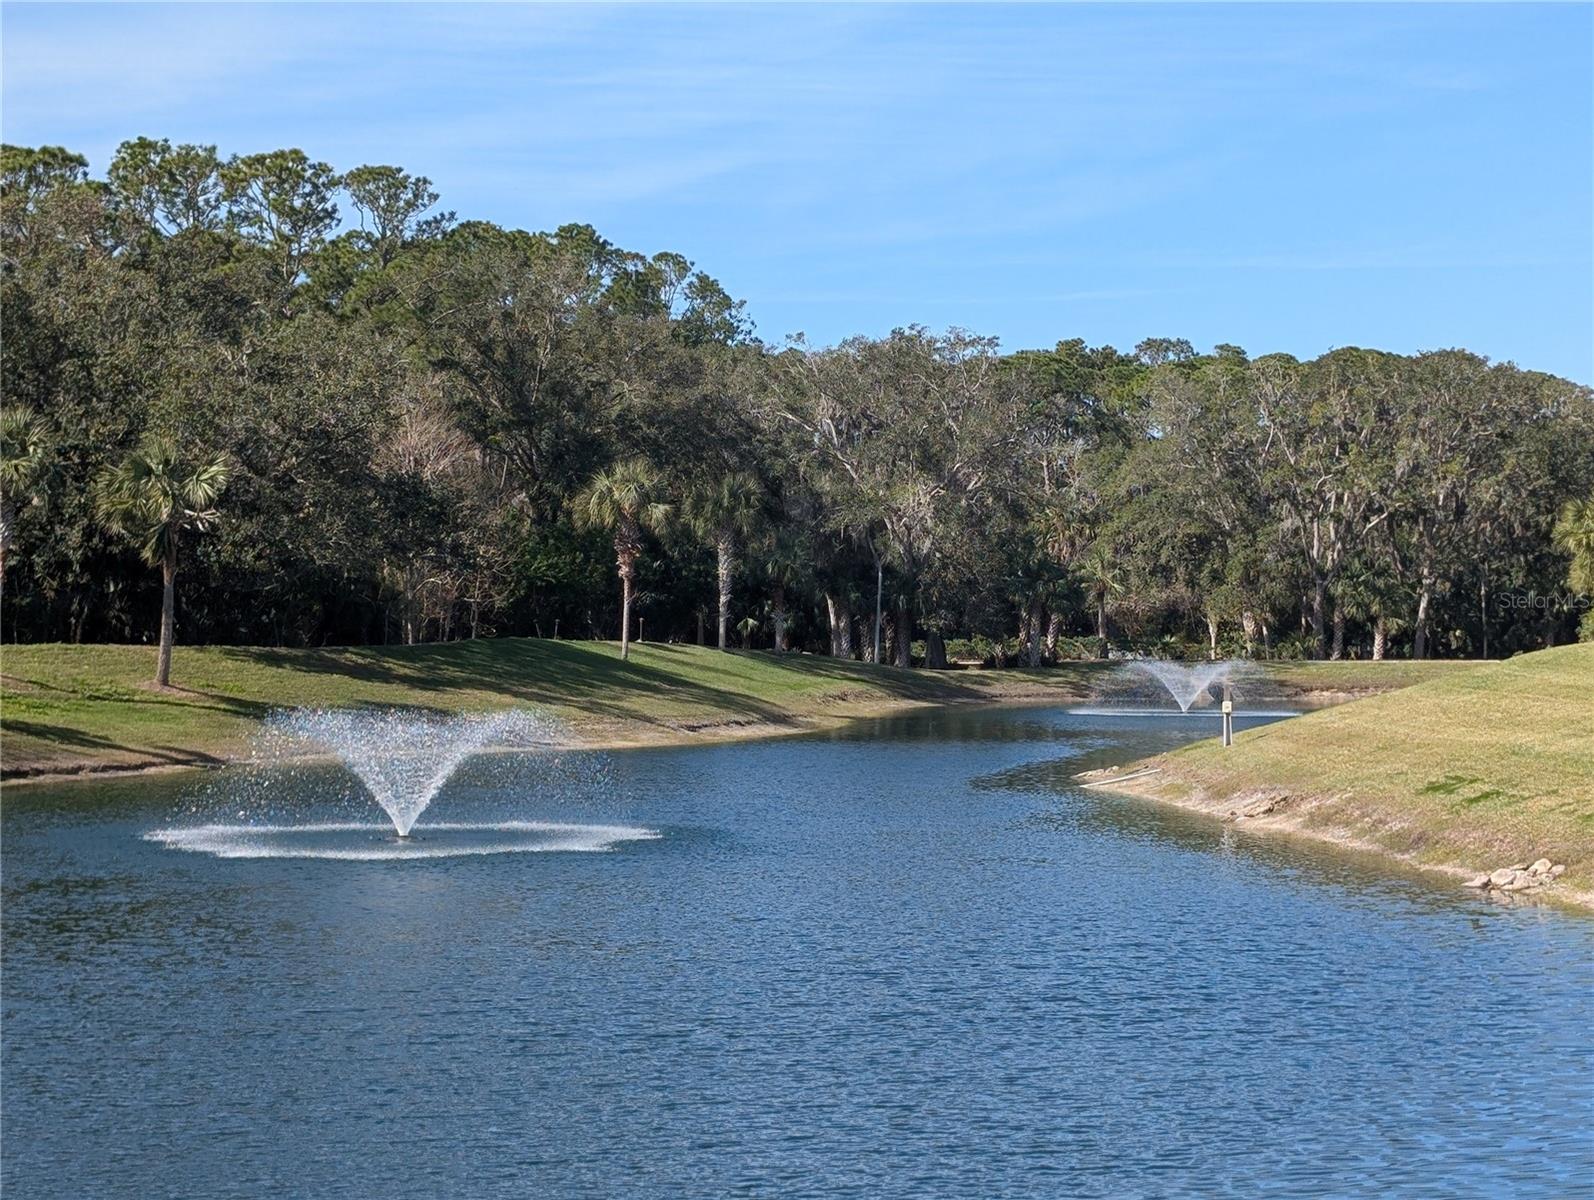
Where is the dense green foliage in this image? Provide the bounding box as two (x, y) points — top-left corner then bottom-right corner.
(3, 139), (1591, 662)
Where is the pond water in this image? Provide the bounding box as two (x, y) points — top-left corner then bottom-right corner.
(3, 706), (1591, 1197)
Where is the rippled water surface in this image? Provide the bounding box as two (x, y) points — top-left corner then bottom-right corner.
(4, 706), (1591, 1197)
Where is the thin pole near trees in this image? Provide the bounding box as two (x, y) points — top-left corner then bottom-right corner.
(872, 542), (884, 666)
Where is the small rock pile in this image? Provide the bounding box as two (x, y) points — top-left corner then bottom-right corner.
(1463, 858), (1566, 894)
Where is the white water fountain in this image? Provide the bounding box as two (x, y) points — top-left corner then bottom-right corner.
(145, 707), (660, 860)
(1068, 658), (1298, 719)
(1129, 660), (1242, 712)
(265, 708), (554, 836)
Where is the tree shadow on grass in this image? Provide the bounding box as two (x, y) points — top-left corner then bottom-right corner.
(783, 654), (1110, 698)
(218, 640), (802, 729)
(2, 720), (227, 769)
(216, 639), (1107, 730)
(133, 687), (275, 721)
(0, 645), (1119, 775)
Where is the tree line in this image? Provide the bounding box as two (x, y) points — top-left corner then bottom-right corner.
(2, 138), (1591, 676)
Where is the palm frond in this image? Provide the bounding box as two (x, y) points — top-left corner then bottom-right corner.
(97, 437), (231, 566)
(0, 405), (52, 498)
(573, 458), (667, 532)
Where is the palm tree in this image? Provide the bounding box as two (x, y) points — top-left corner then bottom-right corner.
(1078, 545), (1123, 660)
(0, 404), (51, 592)
(1335, 555), (1405, 660)
(1553, 495), (1594, 595)
(573, 459), (669, 660)
(1036, 499), (1089, 661)
(683, 471), (764, 651)
(762, 525), (809, 654)
(95, 438), (230, 688)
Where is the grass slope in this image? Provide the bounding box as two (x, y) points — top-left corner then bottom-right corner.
(1112, 643), (1594, 906)
(1244, 659), (1466, 695)
(0, 640), (1106, 779)
(0, 639), (1474, 783)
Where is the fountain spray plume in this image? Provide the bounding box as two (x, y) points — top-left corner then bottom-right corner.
(1125, 659), (1250, 713)
(262, 708), (564, 836)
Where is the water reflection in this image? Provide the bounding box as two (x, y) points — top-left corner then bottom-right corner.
(975, 730), (1558, 921)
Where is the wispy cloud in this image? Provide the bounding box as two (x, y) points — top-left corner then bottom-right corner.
(1147, 248), (1570, 272)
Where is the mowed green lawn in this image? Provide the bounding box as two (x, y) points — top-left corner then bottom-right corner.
(0, 639), (1111, 777)
(1136, 643), (1594, 896)
(1246, 658), (1470, 694)
(0, 637), (1477, 781)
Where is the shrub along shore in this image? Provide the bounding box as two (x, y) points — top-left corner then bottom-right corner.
(1091, 644), (1594, 912)
(0, 638), (1460, 782)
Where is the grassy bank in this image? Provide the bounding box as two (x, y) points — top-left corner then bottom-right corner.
(0, 640), (1106, 779)
(0, 640), (1461, 782)
(1242, 658), (1467, 696)
(1100, 644), (1594, 909)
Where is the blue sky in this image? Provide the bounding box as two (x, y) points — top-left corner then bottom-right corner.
(4, 2), (1591, 380)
